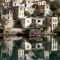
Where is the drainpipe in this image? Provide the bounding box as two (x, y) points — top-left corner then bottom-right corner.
(24, 40), (26, 60)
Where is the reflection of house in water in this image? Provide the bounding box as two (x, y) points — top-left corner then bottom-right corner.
(44, 35), (58, 52)
(50, 36), (58, 51)
(18, 49), (24, 60)
(9, 40), (23, 60)
(21, 40), (46, 60)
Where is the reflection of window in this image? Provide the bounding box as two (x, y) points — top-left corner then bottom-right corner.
(38, 20), (41, 22)
(3, 17), (4, 18)
(55, 46), (56, 48)
(20, 57), (22, 60)
(46, 56), (48, 59)
(19, 51), (21, 54)
(53, 40), (54, 43)
(19, 51), (23, 54)
(27, 45), (29, 48)
(7, 3), (8, 6)
(38, 45), (40, 48)
(5, 3), (6, 6)
(8, 17), (9, 19)
(22, 51), (23, 54)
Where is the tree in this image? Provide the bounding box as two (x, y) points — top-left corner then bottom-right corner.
(0, 41), (6, 60)
(31, 8), (44, 17)
(29, 23), (37, 28)
(42, 18), (50, 32)
(54, 22), (60, 33)
(0, 0), (4, 3)
(41, 36), (50, 50)
(50, 1), (60, 11)
(31, 5), (44, 17)
(45, 0), (50, 3)
(22, 0), (26, 3)
(0, 17), (8, 28)
(54, 26), (60, 33)
(2, 8), (9, 15)
(54, 36), (60, 44)
(14, 19), (22, 28)
(0, 9), (8, 28)
(41, 36), (48, 43)
(24, 11), (30, 17)
(0, 6), (8, 59)
(32, 4), (39, 8)
(49, 51), (60, 60)
(31, 9), (39, 17)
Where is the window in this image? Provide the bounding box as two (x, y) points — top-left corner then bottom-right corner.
(53, 24), (54, 28)
(55, 19), (57, 22)
(44, 2), (46, 5)
(27, 45), (29, 48)
(14, 3), (16, 5)
(22, 13), (24, 15)
(0, 29), (3, 33)
(53, 19), (54, 22)
(5, 3), (7, 6)
(53, 19), (57, 22)
(46, 56), (49, 59)
(55, 24), (57, 27)
(41, 3), (42, 5)
(38, 2), (40, 5)
(53, 46), (54, 49)
(20, 7), (22, 10)
(32, 19), (35, 23)
(28, 1), (30, 3)
(19, 51), (21, 54)
(5, 3), (8, 6)
(22, 51), (23, 54)
(47, 6), (48, 8)
(19, 12), (21, 15)
(27, 20), (29, 23)
(38, 20), (41, 22)
(19, 51), (23, 54)
(20, 57), (22, 60)
(8, 17), (9, 19)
